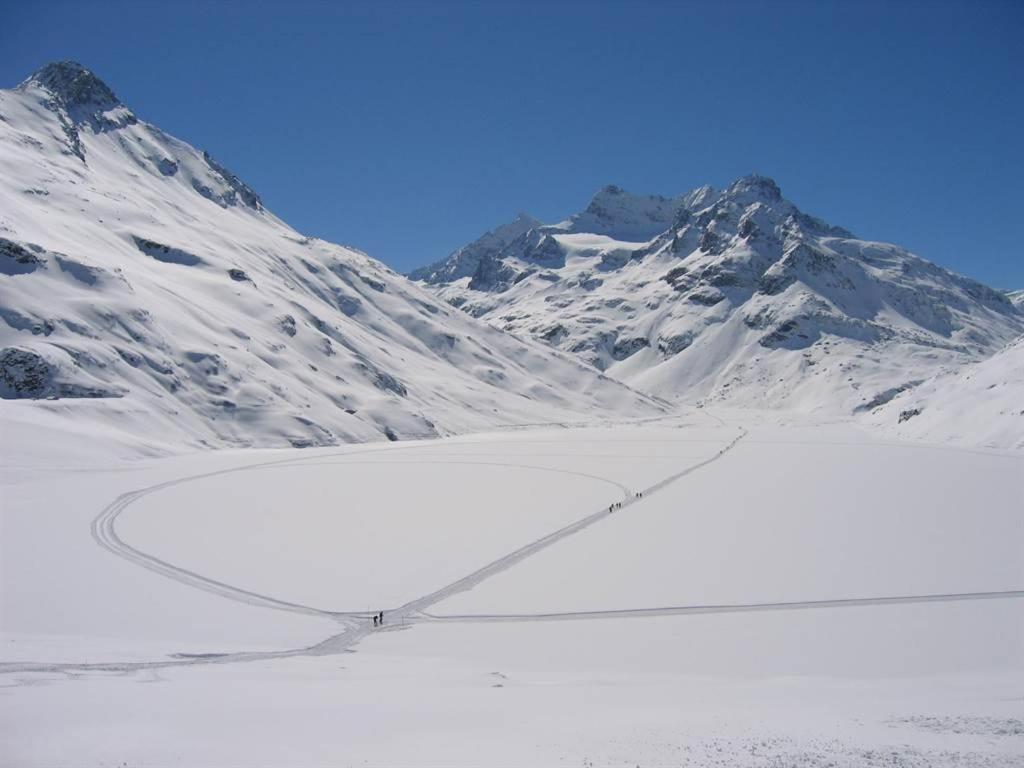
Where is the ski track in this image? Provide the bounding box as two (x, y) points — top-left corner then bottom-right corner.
(418, 589), (1024, 623)
(6, 414), (1019, 681)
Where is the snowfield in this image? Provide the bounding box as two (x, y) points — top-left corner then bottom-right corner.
(1, 61), (1022, 768)
(2, 411), (1021, 767)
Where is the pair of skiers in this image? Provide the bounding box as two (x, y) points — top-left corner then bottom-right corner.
(372, 610), (384, 627)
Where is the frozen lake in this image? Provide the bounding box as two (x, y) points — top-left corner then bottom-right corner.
(2, 411), (1022, 766)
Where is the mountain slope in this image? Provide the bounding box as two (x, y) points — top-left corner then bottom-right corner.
(415, 176), (1024, 415)
(0, 62), (660, 452)
(867, 335), (1024, 450)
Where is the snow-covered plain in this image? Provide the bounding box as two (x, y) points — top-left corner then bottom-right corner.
(2, 411), (1021, 767)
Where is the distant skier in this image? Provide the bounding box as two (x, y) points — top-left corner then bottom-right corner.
(378, 611), (384, 625)
(372, 614), (378, 627)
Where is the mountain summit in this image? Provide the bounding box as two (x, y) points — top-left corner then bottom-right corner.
(0, 62), (658, 450)
(21, 61), (121, 112)
(413, 176), (1023, 414)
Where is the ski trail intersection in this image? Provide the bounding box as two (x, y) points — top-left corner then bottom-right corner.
(2, 415), (1021, 679)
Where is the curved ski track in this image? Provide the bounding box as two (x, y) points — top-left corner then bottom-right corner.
(5, 419), (1021, 678)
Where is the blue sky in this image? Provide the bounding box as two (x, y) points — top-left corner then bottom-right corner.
(3, 0), (1022, 287)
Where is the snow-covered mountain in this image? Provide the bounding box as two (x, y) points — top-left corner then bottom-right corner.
(867, 334), (1024, 450)
(0, 62), (660, 452)
(409, 213), (541, 285)
(415, 176), (1024, 415)
(1007, 289), (1024, 309)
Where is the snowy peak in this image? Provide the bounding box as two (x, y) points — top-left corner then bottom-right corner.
(723, 174), (783, 205)
(14, 61), (137, 162)
(409, 212), (541, 284)
(563, 185), (681, 241)
(21, 61), (121, 113)
(0, 63), (658, 450)
(415, 174), (1024, 415)
(6, 61), (264, 211)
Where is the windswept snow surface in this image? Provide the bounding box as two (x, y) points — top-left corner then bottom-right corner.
(415, 177), (1024, 424)
(2, 412), (1021, 766)
(0, 62), (658, 452)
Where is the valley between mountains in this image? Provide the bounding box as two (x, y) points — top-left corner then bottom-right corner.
(1, 62), (1021, 767)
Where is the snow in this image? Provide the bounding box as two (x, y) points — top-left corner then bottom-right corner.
(0, 63), (659, 453)
(867, 335), (1024, 450)
(2, 413), (1021, 766)
(1, 61), (1021, 768)
(415, 177), (1024, 426)
(434, 420), (1023, 615)
(117, 447), (619, 609)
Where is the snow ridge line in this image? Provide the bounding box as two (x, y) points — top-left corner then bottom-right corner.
(418, 589), (1024, 623)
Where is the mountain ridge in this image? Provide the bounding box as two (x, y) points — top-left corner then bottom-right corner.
(414, 175), (1023, 417)
(0, 62), (660, 453)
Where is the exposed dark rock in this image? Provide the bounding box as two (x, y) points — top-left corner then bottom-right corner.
(611, 336), (650, 360)
(201, 151), (263, 211)
(853, 381), (924, 413)
(469, 253), (518, 292)
(662, 265), (691, 292)
(687, 288), (725, 306)
(899, 407), (922, 423)
(0, 238), (45, 275)
(699, 228), (727, 255)
(132, 236), (203, 266)
(521, 234), (566, 269)
(540, 324), (569, 343)
(359, 273), (386, 292)
(658, 332), (695, 356)
(738, 216), (759, 239)
(26, 61), (119, 112)
(513, 269), (536, 285)
(0, 346), (120, 399)
(356, 361), (408, 397)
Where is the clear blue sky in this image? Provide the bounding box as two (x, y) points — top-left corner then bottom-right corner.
(3, 0), (1022, 288)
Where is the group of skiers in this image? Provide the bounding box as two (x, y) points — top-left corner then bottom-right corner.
(609, 490), (646, 513)
(371, 610), (384, 627)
